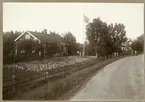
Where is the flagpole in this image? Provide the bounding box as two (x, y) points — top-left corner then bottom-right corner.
(83, 14), (85, 56)
(83, 14), (89, 56)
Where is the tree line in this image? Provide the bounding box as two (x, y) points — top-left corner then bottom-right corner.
(3, 17), (144, 64)
(85, 17), (143, 56)
(131, 34), (144, 52)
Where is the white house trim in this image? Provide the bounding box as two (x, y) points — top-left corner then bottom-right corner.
(26, 31), (41, 43)
(14, 31), (25, 42)
(14, 30), (41, 43)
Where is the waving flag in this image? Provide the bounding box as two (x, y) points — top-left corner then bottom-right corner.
(84, 15), (89, 23)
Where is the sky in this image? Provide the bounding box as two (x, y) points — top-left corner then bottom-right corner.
(3, 3), (144, 43)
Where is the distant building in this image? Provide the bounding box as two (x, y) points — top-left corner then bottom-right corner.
(121, 42), (127, 52)
(121, 40), (133, 52)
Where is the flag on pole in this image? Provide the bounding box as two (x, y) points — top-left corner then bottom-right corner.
(82, 15), (89, 56)
(84, 15), (89, 23)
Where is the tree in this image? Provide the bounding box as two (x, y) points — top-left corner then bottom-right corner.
(3, 31), (19, 64)
(63, 32), (77, 55)
(85, 43), (96, 56)
(3, 31), (15, 57)
(86, 17), (128, 57)
(86, 18), (110, 57)
(63, 32), (76, 44)
(108, 23), (128, 53)
(131, 34), (144, 52)
(76, 42), (83, 54)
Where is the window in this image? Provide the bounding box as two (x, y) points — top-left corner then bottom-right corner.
(25, 35), (30, 39)
(21, 50), (25, 53)
(32, 50), (35, 53)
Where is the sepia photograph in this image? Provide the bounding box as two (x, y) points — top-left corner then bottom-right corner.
(2, 2), (144, 101)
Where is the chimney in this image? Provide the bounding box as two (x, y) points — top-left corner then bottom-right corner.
(43, 29), (47, 34)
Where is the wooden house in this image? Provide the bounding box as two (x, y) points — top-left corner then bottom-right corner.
(14, 30), (69, 57)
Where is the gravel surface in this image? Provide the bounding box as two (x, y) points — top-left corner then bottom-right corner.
(70, 54), (144, 101)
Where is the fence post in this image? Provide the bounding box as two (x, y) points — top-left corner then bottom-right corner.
(46, 71), (48, 79)
(44, 65), (46, 80)
(12, 66), (16, 92)
(12, 42), (17, 92)
(43, 42), (47, 80)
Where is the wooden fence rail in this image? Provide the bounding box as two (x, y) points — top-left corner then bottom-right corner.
(3, 59), (98, 95)
(3, 53), (132, 97)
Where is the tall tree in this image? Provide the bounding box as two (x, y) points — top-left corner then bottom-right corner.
(109, 23), (128, 53)
(86, 17), (128, 57)
(63, 32), (76, 44)
(86, 18), (110, 57)
(3, 31), (15, 57)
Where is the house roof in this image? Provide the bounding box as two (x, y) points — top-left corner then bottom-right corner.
(14, 31), (67, 44)
(28, 31), (64, 44)
(14, 31), (41, 43)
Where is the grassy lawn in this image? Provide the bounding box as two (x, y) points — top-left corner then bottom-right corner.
(10, 55), (128, 100)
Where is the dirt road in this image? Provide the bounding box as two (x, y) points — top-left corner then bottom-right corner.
(70, 54), (144, 101)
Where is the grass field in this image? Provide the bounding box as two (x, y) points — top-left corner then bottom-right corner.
(3, 56), (97, 99)
(3, 54), (129, 100)
(3, 56), (94, 73)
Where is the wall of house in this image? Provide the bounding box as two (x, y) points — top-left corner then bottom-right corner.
(59, 44), (69, 56)
(16, 32), (41, 57)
